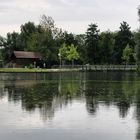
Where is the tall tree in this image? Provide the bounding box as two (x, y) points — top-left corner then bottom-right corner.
(122, 44), (135, 64)
(2, 32), (21, 61)
(20, 22), (37, 50)
(40, 15), (55, 32)
(39, 15), (65, 66)
(66, 44), (80, 66)
(85, 23), (100, 64)
(59, 43), (79, 66)
(99, 31), (115, 64)
(63, 32), (78, 46)
(40, 15), (62, 40)
(59, 43), (68, 61)
(114, 21), (135, 64)
(75, 34), (86, 64)
(136, 32), (140, 65)
(136, 6), (140, 66)
(0, 36), (6, 60)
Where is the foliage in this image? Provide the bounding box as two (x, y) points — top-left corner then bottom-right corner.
(59, 43), (80, 65)
(85, 23), (100, 64)
(1, 14), (140, 66)
(122, 44), (135, 64)
(138, 5), (140, 21)
(66, 44), (80, 65)
(136, 7), (140, 66)
(99, 31), (115, 64)
(20, 22), (37, 50)
(75, 34), (86, 64)
(63, 32), (78, 46)
(113, 21), (135, 64)
(59, 43), (68, 60)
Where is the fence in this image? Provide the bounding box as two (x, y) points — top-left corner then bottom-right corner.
(51, 65), (138, 71)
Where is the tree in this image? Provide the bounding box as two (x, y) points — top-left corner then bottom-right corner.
(63, 32), (78, 46)
(59, 43), (80, 66)
(66, 44), (80, 66)
(99, 31), (115, 64)
(0, 36), (6, 47)
(40, 15), (55, 31)
(85, 23), (100, 64)
(136, 6), (140, 66)
(136, 31), (140, 65)
(75, 34), (86, 64)
(0, 36), (6, 60)
(2, 32), (21, 61)
(122, 44), (135, 64)
(114, 21), (135, 64)
(41, 34), (58, 66)
(40, 15), (62, 40)
(59, 43), (68, 61)
(20, 22), (37, 50)
(138, 5), (140, 20)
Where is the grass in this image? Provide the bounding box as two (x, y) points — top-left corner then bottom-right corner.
(0, 68), (80, 73)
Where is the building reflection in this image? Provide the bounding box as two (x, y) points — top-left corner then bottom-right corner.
(2, 72), (82, 122)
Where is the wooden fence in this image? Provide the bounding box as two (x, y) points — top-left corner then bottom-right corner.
(81, 65), (137, 71)
(52, 65), (138, 71)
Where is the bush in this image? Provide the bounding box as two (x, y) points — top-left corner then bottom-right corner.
(28, 64), (34, 69)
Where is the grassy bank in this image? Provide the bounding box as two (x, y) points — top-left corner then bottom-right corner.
(0, 68), (79, 73)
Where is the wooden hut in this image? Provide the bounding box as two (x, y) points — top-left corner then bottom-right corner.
(10, 51), (42, 68)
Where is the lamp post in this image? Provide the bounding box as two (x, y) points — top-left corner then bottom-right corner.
(58, 53), (61, 69)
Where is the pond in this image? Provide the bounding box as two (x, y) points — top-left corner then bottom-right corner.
(0, 72), (140, 140)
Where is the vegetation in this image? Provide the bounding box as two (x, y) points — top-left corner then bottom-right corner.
(0, 7), (140, 67)
(136, 6), (140, 67)
(59, 43), (79, 66)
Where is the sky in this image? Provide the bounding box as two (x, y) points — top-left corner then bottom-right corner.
(0, 0), (140, 36)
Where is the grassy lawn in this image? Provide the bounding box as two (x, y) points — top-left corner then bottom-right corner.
(0, 68), (79, 73)
(0, 68), (48, 73)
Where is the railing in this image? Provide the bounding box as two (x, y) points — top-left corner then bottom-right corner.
(51, 65), (138, 71)
(52, 65), (83, 69)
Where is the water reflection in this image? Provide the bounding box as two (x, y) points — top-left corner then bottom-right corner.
(0, 72), (140, 139)
(1, 72), (139, 119)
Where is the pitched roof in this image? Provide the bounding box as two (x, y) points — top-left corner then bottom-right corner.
(13, 51), (42, 59)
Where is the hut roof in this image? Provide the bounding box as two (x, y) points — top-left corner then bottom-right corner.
(13, 51), (42, 59)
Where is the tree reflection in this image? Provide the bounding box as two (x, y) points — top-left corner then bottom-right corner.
(4, 73), (81, 122)
(84, 79), (134, 118)
(1, 72), (139, 125)
(135, 87), (140, 140)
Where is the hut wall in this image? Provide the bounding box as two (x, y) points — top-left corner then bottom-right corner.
(11, 58), (38, 68)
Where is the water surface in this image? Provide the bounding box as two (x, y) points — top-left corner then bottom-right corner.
(0, 72), (140, 140)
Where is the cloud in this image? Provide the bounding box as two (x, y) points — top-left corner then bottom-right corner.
(47, 0), (139, 32)
(0, 0), (139, 36)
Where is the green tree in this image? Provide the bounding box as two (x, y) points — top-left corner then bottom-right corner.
(0, 36), (6, 47)
(2, 32), (21, 61)
(122, 44), (135, 64)
(59, 43), (68, 60)
(20, 22), (37, 50)
(99, 31), (115, 64)
(59, 43), (80, 66)
(75, 34), (86, 64)
(85, 23), (100, 64)
(66, 44), (80, 66)
(136, 6), (140, 67)
(114, 21), (135, 64)
(63, 32), (78, 46)
(136, 31), (140, 66)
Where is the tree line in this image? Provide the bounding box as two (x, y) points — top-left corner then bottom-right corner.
(0, 9), (140, 67)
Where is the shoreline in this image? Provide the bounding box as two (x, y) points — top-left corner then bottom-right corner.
(0, 68), (137, 73)
(0, 68), (80, 73)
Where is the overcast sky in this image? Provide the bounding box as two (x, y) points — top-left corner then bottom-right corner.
(0, 0), (140, 36)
